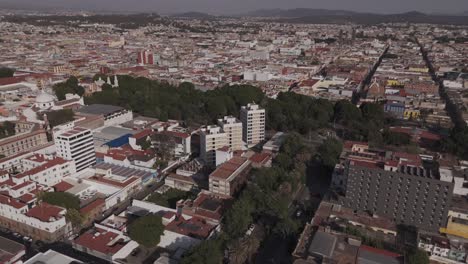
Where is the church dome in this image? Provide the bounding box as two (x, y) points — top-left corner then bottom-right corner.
(36, 90), (55, 104)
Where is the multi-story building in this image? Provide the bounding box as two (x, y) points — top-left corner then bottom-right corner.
(332, 141), (453, 232)
(0, 198), (69, 242)
(137, 50), (155, 65)
(16, 154), (76, 187)
(0, 128), (48, 157)
(76, 104), (133, 127)
(240, 104), (265, 146)
(54, 127), (96, 172)
(209, 157), (251, 197)
(217, 116), (243, 151)
(200, 126), (227, 166)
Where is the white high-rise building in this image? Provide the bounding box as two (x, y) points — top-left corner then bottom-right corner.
(218, 116), (243, 151)
(240, 104), (266, 146)
(54, 127), (96, 172)
(200, 125), (227, 166)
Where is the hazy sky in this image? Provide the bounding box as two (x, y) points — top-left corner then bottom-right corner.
(2, 0), (468, 14)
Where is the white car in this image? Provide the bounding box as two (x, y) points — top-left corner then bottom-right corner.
(245, 224), (255, 236)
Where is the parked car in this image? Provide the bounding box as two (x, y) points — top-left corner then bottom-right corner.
(131, 247), (141, 257)
(245, 224), (255, 236)
(296, 209), (303, 218)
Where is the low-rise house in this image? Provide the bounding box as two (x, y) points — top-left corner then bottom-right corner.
(73, 224), (138, 263)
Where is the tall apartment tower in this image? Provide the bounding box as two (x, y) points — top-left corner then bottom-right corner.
(217, 116), (243, 151)
(240, 103), (266, 146)
(54, 127), (96, 172)
(332, 141), (454, 232)
(200, 125), (227, 166)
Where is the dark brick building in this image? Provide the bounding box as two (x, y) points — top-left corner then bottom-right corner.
(333, 142), (454, 232)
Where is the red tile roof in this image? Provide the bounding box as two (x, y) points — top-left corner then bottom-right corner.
(18, 193), (36, 203)
(80, 198), (105, 215)
(210, 157), (249, 180)
(359, 245), (401, 258)
(132, 129), (153, 140)
(344, 141), (369, 150)
(0, 76), (24, 86)
(26, 202), (64, 222)
(165, 215), (216, 239)
(89, 175), (140, 188)
(74, 228), (125, 255)
(349, 159), (382, 170)
(0, 194), (27, 209)
(249, 152), (271, 164)
(15, 157), (69, 179)
(161, 130), (190, 139)
(53, 181), (74, 192)
(11, 181), (34, 191)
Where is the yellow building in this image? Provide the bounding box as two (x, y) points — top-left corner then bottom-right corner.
(387, 79), (401, 86)
(440, 215), (468, 239)
(409, 67), (429, 73)
(404, 109), (420, 119)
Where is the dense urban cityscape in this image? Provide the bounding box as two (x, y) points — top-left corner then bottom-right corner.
(0, 5), (467, 264)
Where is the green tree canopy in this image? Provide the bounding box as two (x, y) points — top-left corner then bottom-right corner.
(407, 249), (429, 264)
(0, 121), (16, 139)
(383, 130), (412, 146)
(223, 195), (254, 240)
(360, 102), (385, 128)
(443, 127), (468, 160)
(40, 109), (75, 128)
(180, 239), (223, 264)
(0, 67), (15, 78)
(318, 138), (343, 169)
(128, 215), (165, 248)
(334, 100), (362, 124)
(66, 208), (84, 227)
(42, 192), (80, 210)
(53, 76), (85, 100)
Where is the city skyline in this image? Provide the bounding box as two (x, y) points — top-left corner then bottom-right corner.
(1, 0), (468, 15)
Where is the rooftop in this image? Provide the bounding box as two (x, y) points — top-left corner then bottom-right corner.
(357, 245), (402, 264)
(74, 227), (126, 255)
(93, 162), (154, 180)
(210, 156), (250, 180)
(25, 202), (65, 222)
(165, 215), (216, 239)
(0, 236), (25, 264)
(23, 249), (82, 264)
(77, 104), (125, 116)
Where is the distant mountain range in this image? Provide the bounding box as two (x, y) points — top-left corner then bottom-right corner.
(1, 4), (468, 25)
(241, 8), (468, 25)
(170, 12), (215, 19)
(244, 8), (361, 17)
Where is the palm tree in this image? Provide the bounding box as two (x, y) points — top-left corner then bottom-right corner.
(229, 235), (261, 264)
(244, 235), (260, 263)
(228, 239), (248, 264)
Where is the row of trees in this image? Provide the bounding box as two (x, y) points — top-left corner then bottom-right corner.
(442, 127), (468, 160)
(82, 75), (342, 135)
(182, 133), (343, 264)
(85, 76), (264, 126)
